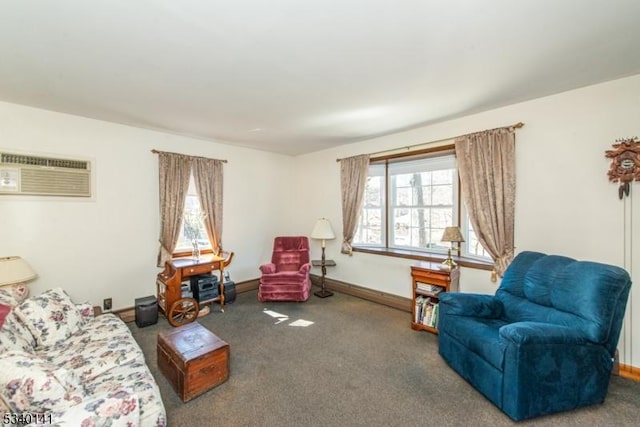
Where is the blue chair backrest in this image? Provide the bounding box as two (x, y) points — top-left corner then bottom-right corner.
(496, 251), (631, 355)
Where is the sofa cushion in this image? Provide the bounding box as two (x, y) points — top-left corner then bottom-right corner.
(43, 389), (140, 427)
(14, 287), (84, 348)
(0, 309), (36, 353)
(44, 315), (145, 383)
(0, 350), (83, 413)
(0, 284), (29, 307)
(83, 359), (166, 427)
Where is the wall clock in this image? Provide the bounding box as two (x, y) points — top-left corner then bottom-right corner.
(605, 137), (640, 199)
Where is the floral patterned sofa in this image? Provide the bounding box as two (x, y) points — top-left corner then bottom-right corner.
(0, 286), (166, 426)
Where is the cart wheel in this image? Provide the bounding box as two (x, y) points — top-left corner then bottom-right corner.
(168, 298), (199, 327)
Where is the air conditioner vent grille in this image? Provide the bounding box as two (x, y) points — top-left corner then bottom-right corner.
(20, 168), (91, 196)
(0, 153), (89, 170)
(0, 151), (92, 197)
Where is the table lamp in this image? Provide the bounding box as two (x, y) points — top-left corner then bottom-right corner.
(310, 218), (336, 298)
(0, 256), (37, 286)
(441, 226), (464, 269)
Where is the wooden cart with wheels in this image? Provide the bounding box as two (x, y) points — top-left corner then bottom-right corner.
(167, 297), (199, 327)
(156, 252), (234, 327)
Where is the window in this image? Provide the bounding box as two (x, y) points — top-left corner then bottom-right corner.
(174, 173), (212, 253)
(354, 164), (385, 245)
(462, 216), (490, 259)
(353, 148), (491, 261)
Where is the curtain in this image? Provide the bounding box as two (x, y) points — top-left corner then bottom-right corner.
(339, 154), (370, 254)
(157, 152), (192, 267)
(192, 157), (224, 255)
(455, 127), (516, 276)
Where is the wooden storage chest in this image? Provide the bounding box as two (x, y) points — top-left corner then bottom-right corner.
(157, 322), (229, 402)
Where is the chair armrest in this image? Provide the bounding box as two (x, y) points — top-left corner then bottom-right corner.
(260, 263), (277, 274)
(500, 322), (590, 346)
(439, 293), (503, 318)
(299, 263), (311, 274)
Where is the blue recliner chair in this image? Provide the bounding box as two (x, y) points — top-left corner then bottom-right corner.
(438, 251), (631, 421)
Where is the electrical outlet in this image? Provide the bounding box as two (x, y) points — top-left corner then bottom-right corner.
(103, 298), (112, 311)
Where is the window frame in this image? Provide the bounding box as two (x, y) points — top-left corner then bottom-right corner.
(352, 144), (493, 269)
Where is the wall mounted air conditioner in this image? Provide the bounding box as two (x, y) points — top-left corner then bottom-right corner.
(0, 152), (91, 197)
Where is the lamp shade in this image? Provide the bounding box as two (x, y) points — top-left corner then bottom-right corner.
(441, 226), (465, 243)
(0, 256), (37, 286)
(310, 218), (336, 240)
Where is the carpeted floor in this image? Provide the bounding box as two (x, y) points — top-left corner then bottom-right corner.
(128, 289), (640, 426)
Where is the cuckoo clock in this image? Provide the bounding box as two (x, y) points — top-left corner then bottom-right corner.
(605, 137), (640, 199)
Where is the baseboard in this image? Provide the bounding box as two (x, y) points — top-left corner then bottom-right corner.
(311, 274), (412, 313)
(619, 363), (640, 381)
(113, 278), (260, 323)
(113, 307), (135, 323)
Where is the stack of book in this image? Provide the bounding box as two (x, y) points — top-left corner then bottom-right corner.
(416, 282), (443, 297)
(414, 295), (439, 328)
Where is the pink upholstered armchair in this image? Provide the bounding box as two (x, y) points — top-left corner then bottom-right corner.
(258, 236), (311, 302)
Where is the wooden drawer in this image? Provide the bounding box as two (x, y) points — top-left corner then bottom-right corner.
(413, 270), (449, 285)
(181, 263), (216, 277)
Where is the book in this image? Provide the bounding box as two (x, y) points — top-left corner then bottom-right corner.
(430, 302), (439, 328)
(422, 301), (435, 326)
(416, 282), (444, 296)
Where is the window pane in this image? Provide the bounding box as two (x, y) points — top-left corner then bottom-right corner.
(175, 174), (212, 252)
(354, 164), (385, 246)
(388, 154), (457, 252)
(395, 186), (412, 206)
(431, 184), (453, 205)
(466, 218), (491, 259)
(432, 169), (453, 185)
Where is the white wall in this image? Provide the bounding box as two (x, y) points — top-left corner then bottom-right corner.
(294, 74), (640, 368)
(1, 74), (638, 368)
(0, 101), (294, 311)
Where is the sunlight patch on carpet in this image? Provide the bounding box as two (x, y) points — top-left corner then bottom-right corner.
(262, 308), (314, 327)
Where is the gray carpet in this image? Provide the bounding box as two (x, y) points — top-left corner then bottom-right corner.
(129, 289), (640, 426)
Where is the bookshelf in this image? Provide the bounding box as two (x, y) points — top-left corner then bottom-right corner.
(411, 261), (460, 334)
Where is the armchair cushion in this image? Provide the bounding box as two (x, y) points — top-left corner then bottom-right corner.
(260, 263), (277, 274)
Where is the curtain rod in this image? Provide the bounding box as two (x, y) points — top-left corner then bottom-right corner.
(151, 149), (228, 163)
(336, 121), (524, 162)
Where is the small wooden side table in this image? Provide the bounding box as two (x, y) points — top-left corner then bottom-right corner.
(410, 262), (459, 334)
(312, 259), (336, 298)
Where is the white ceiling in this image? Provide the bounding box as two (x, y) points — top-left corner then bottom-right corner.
(1, 1), (639, 156)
